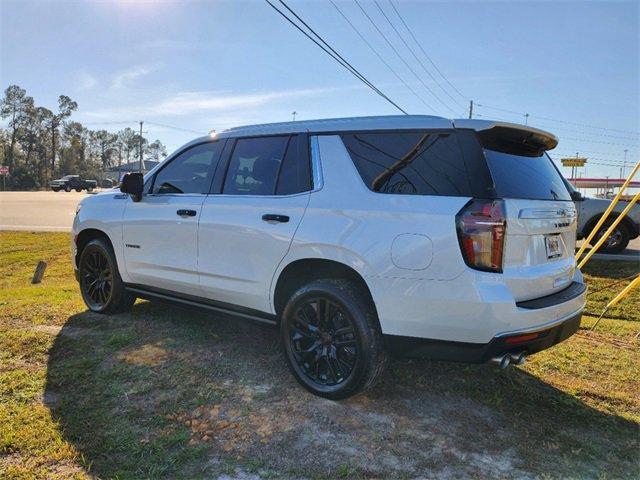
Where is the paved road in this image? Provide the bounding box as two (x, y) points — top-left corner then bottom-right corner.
(1, 191), (639, 260)
(0, 191), (90, 231)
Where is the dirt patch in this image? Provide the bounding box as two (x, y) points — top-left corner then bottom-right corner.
(32, 325), (62, 335)
(117, 342), (168, 366)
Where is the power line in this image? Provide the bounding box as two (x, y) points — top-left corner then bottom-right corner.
(533, 126), (638, 142)
(474, 106), (638, 141)
(328, 0), (434, 112)
(560, 137), (638, 147)
(554, 151), (632, 163)
(145, 121), (206, 135)
(354, 0), (453, 115)
(388, 0), (469, 104)
(555, 148), (633, 158)
(476, 103), (639, 136)
(82, 120), (136, 126)
(265, 0), (408, 114)
(474, 113), (639, 149)
(372, 0), (462, 113)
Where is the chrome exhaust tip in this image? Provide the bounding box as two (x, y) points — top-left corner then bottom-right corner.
(491, 354), (511, 369)
(509, 351), (527, 365)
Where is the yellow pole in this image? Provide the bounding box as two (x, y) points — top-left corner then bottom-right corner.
(591, 275), (640, 331)
(577, 192), (640, 269)
(575, 161), (640, 260)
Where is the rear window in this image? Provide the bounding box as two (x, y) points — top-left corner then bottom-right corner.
(484, 150), (571, 201)
(341, 131), (473, 196)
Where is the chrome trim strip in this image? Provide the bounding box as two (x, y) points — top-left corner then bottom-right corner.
(310, 135), (324, 190)
(518, 208), (577, 219)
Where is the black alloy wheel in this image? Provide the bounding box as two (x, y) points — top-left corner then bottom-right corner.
(78, 238), (135, 313)
(80, 246), (113, 310)
(288, 297), (359, 386)
(281, 279), (388, 399)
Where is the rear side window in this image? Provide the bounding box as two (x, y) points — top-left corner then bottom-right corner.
(341, 131), (472, 196)
(222, 135), (311, 195)
(484, 150), (571, 201)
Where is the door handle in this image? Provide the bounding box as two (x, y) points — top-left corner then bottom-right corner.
(177, 209), (197, 217)
(262, 214), (290, 223)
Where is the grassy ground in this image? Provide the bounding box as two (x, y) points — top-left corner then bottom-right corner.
(0, 231), (638, 479)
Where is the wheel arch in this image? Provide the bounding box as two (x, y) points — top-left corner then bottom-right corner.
(75, 228), (115, 267)
(272, 258), (379, 325)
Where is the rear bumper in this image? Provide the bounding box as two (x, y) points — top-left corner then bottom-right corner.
(385, 310), (582, 363)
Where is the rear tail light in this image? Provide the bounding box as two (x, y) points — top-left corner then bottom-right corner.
(456, 199), (506, 273)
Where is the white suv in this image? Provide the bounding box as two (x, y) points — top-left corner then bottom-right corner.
(72, 115), (586, 399)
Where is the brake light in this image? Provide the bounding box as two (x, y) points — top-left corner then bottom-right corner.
(456, 199), (506, 273)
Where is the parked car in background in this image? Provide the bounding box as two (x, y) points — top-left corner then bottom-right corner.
(565, 182), (640, 253)
(50, 175), (97, 192)
(71, 115), (586, 399)
(100, 178), (117, 189)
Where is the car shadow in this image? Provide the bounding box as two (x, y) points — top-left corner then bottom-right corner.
(45, 301), (639, 479)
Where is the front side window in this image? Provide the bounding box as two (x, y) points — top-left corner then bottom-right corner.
(341, 131), (472, 196)
(223, 136), (291, 195)
(152, 142), (222, 194)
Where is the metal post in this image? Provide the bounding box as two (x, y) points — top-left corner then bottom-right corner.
(623, 149), (628, 178)
(139, 121), (144, 173)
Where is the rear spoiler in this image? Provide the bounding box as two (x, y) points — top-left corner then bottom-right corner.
(453, 119), (558, 157)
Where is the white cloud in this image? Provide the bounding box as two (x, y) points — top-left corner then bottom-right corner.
(110, 64), (158, 89)
(150, 88), (336, 116)
(76, 71), (97, 90)
(84, 85), (359, 120)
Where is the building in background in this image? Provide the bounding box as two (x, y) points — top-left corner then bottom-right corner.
(105, 160), (160, 183)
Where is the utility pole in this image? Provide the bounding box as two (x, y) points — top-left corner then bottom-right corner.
(292, 111), (297, 121)
(468, 100), (473, 119)
(139, 121), (144, 173)
(524, 113), (529, 125)
(623, 149), (628, 178)
(118, 143), (123, 183)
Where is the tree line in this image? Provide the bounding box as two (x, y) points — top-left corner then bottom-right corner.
(0, 84), (168, 190)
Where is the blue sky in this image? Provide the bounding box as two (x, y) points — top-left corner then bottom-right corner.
(1, 0), (638, 180)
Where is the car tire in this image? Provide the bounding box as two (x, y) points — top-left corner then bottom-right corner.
(280, 278), (388, 400)
(78, 238), (136, 314)
(64, 186), (71, 192)
(52, 188), (60, 192)
(75, 188), (82, 192)
(595, 222), (630, 254)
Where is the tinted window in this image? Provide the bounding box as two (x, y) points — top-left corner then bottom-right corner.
(276, 135), (311, 195)
(223, 136), (289, 195)
(152, 142), (221, 194)
(484, 150), (571, 201)
(341, 131), (472, 196)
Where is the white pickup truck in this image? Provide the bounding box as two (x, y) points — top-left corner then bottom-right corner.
(566, 182), (640, 253)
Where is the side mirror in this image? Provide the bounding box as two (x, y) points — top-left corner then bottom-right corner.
(570, 190), (583, 201)
(120, 172), (144, 202)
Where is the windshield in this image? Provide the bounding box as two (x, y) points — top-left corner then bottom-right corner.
(484, 150), (571, 201)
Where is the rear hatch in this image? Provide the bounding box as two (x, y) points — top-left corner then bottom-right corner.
(479, 126), (577, 302)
